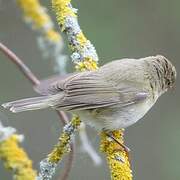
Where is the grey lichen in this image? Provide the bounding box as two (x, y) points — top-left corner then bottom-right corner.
(37, 158), (57, 180)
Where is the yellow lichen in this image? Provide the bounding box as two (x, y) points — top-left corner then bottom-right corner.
(17, 0), (61, 42)
(46, 30), (61, 42)
(76, 32), (88, 46)
(100, 131), (133, 180)
(52, 0), (76, 29)
(0, 135), (37, 180)
(52, 0), (98, 72)
(48, 115), (81, 163)
(75, 58), (98, 71)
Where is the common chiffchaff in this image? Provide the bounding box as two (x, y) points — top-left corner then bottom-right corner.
(2, 55), (176, 131)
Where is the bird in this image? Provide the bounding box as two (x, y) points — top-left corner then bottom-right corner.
(2, 55), (176, 131)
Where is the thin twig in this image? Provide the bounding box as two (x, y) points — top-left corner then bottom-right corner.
(0, 42), (74, 180)
(57, 110), (69, 125)
(60, 142), (75, 180)
(0, 42), (39, 85)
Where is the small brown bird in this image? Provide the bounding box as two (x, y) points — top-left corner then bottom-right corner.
(2, 55), (176, 131)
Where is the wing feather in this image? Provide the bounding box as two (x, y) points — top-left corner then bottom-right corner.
(35, 71), (149, 111)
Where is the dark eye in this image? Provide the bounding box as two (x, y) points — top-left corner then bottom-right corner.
(167, 81), (171, 86)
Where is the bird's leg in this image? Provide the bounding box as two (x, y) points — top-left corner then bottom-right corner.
(105, 131), (130, 158)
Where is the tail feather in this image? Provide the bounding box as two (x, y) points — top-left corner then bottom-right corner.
(2, 94), (61, 113)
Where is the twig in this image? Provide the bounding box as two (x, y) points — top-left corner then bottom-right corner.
(56, 110), (69, 125)
(60, 142), (75, 180)
(79, 123), (102, 165)
(37, 115), (80, 180)
(0, 42), (74, 180)
(52, 0), (98, 71)
(0, 42), (39, 85)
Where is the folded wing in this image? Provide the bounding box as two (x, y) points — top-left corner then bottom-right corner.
(35, 71), (149, 111)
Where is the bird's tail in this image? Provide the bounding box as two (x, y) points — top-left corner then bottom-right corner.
(2, 94), (61, 113)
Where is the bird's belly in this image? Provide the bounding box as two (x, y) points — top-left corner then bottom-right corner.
(76, 99), (154, 131)
(110, 103), (152, 129)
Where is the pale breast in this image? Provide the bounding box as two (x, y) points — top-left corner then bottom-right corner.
(109, 99), (155, 130)
(76, 97), (156, 131)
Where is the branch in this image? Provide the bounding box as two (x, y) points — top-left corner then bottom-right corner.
(100, 131), (133, 180)
(60, 142), (75, 180)
(0, 42), (39, 85)
(52, 0), (98, 71)
(79, 123), (102, 165)
(37, 115), (80, 180)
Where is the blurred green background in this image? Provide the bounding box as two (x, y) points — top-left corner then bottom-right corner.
(0, 0), (180, 179)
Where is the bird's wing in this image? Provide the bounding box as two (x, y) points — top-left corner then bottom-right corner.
(35, 71), (149, 111)
(34, 72), (78, 95)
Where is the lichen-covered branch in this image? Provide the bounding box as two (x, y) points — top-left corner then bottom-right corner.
(37, 115), (80, 179)
(0, 121), (37, 180)
(17, 0), (67, 74)
(100, 131), (133, 180)
(52, 0), (98, 71)
(48, 116), (80, 163)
